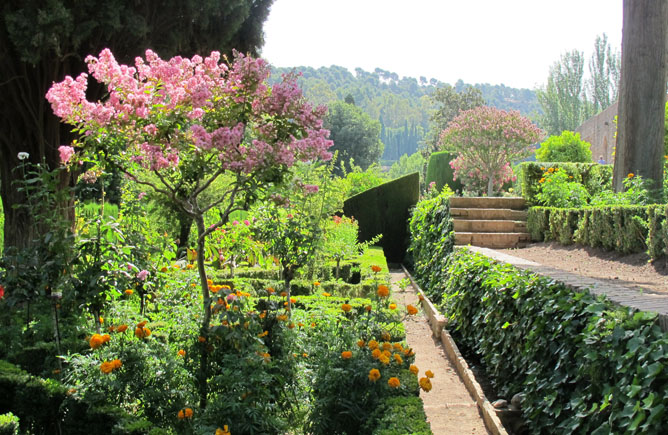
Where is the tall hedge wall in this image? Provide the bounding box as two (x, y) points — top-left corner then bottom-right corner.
(343, 172), (420, 263)
(425, 151), (463, 194)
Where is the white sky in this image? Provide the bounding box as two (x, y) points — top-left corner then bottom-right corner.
(261, 0), (623, 90)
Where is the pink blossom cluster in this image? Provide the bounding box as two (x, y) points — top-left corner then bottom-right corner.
(58, 145), (75, 164)
(46, 49), (332, 175)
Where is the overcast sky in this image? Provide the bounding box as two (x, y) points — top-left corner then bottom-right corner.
(261, 0), (623, 90)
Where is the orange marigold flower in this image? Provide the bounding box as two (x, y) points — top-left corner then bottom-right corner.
(89, 334), (105, 349)
(381, 331), (391, 341)
(186, 264), (194, 270)
(377, 285), (389, 298)
(379, 355), (390, 365)
(99, 317), (104, 324)
(382, 342), (392, 351)
(313, 281), (321, 286)
(198, 336), (206, 342)
(357, 339), (366, 348)
(111, 359), (122, 369)
(341, 303), (352, 312)
(425, 370), (435, 379)
(394, 354), (403, 365)
(280, 291), (288, 297)
(322, 292), (331, 297)
(389, 303), (397, 310)
(418, 294), (425, 301)
(388, 377), (400, 388)
(371, 349), (382, 360)
(216, 426), (231, 435)
(178, 349), (186, 357)
(406, 304), (418, 315)
(419, 377), (432, 392)
(160, 266), (169, 272)
(288, 323), (295, 329)
(365, 305), (372, 312)
(137, 320), (148, 328)
(310, 322), (316, 328)
(403, 347), (414, 356)
(124, 289), (134, 296)
(368, 368), (381, 382)
(393, 342), (403, 351)
(184, 408), (193, 418)
(100, 361), (114, 374)
(108, 326), (116, 333)
(368, 340), (379, 350)
(341, 351), (353, 359)
(371, 265), (382, 273)
(277, 314), (288, 322)
(290, 297), (297, 304)
(302, 353), (308, 358)
(266, 287), (275, 294)
(409, 364), (419, 375)
(258, 330), (268, 338)
(628, 173), (634, 178)
(116, 324), (128, 333)
(539, 178), (545, 183)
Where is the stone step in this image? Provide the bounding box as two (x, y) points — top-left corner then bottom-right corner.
(455, 232), (531, 249)
(450, 197), (527, 210)
(453, 219), (528, 233)
(450, 208), (528, 221)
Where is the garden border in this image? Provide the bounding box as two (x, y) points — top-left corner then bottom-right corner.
(401, 264), (508, 435)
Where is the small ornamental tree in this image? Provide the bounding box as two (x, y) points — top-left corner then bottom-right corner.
(46, 49), (332, 408)
(439, 106), (544, 196)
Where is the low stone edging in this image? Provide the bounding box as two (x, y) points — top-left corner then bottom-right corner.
(400, 264), (508, 435)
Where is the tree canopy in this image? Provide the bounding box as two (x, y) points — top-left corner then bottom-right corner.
(324, 101), (384, 175)
(535, 131), (593, 163)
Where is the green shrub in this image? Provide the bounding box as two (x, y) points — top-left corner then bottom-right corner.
(434, 250), (668, 434)
(364, 396), (432, 435)
(425, 151), (463, 194)
(535, 131), (592, 162)
(0, 199), (4, 256)
(535, 168), (590, 207)
(0, 413), (19, 435)
(343, 172), (420, 263)
(407, 189), (454, 304)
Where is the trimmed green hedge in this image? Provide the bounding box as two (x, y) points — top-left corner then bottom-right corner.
(425, 151), (463, 194)
(0, 360), (156, 434)
(364, 396), (432, 435)
(343, 172), (420, 263)
(433, 250), (668, 434)
(407, 189), (454, 304)
(515, 161), (612, 205)
(527, 205), (663, 256)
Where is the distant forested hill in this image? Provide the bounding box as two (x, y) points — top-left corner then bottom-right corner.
(271, 65), (540, 162)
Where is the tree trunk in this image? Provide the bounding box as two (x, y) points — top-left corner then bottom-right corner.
(613, 0), (668, 194)
(194, 214), (212, 410)
(487, 173), (494, 197)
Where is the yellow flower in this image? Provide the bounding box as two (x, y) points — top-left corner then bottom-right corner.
(99, 316), (104, 324)
(277, 314), (288, 322)
(216, 426), (231, 435)
(368, 368), (381, 382)
(341, 351), (353, 359)
(124, 289), (134, 296)
(258, 330), (268, 338)
(302, 353), (308, 358)
(368, 340), (379, 350)
(409, 364), (419, 375)
(371, 265), (382, 273)
(377, 285), (389, 298)
(178, 349), (186, 357)
(539, 178), (545, 183)
(419, 377), (432, 392)
(548, 167), (554, 173)
(628, 173), (634, 178)
(406, 304), (418, 315)
(393, 342), (403, 351)
(389, 303), (397, 310)
(382, 342), (392, 351)
(387, 377), (400, 388)
(425, 370), (435, 379)
(379, 355), (390, 365)
(357, 339), (365, 348)
(394, 354), (403, 365)
(341, 303), (352, 312)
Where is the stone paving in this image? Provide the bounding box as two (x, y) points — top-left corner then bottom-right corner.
(467, 246), (668, 331)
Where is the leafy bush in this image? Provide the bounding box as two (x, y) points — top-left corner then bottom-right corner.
(407, 188), (454, 303)
(535, 167), (590, 207)
(0, 413), (19, 435)
(535, 130), (593, 162)
(436, 250), (668, 434)
(363, 396), (432, 435)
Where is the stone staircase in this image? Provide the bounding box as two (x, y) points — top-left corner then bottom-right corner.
(450, 197), (530, 249)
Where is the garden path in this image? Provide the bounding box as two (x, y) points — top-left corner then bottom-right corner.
(390, 270), (490, 435)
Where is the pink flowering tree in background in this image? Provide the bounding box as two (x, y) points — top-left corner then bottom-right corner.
(439, 106), (544, 196)
(47, 48), (332, 407)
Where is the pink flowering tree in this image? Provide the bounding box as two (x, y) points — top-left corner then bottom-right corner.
(439, 106), (544, 196)
(46, 48), (332, 407)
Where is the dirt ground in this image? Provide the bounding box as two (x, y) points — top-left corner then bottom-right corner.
(390, 271), (490, 435)
(497, 242), (668, 295)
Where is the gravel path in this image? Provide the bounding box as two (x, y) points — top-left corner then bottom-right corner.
(390, 270), (490, 435)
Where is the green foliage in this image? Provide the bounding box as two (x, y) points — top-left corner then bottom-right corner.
(0, 413), (19, 435)
(325, 101), (384, 175)
(425, 151), (463, 194)
(343, 173), (420, 263)
(535, 131), (593, 162)
(515, 161), (612, 205)
(535, 168), (590, 208)
(340, 163), (387, 197)
(387, 152), (425, 181)
(364, 396), (432, 435)
(407, 189), (454, 303)
(0, 199), (3, 256)
(434, 250), (668, 434)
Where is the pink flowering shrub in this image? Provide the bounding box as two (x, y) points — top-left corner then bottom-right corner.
(439, 106), (543, 196)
